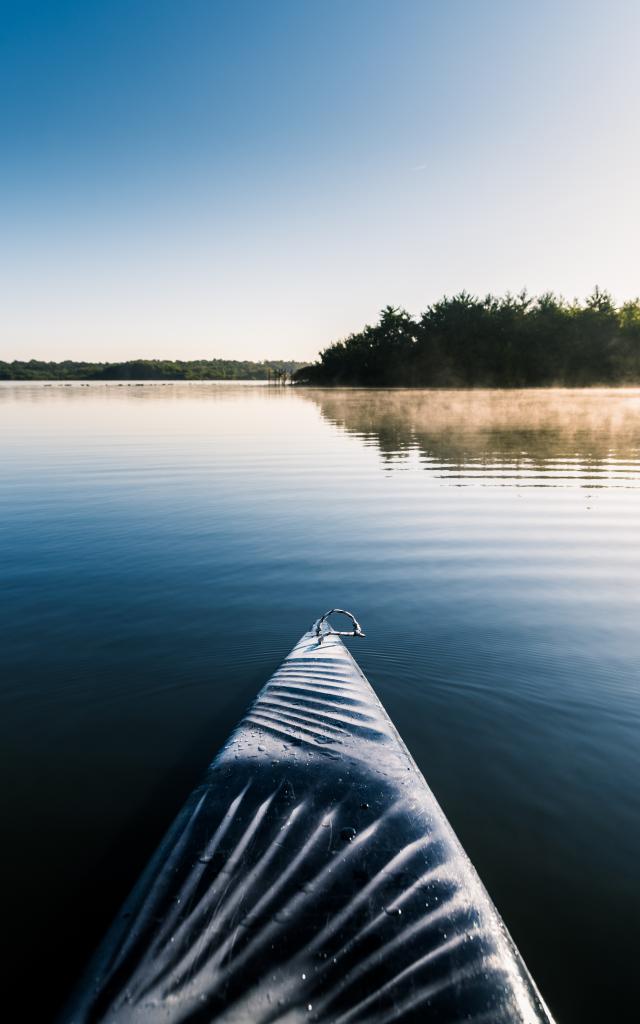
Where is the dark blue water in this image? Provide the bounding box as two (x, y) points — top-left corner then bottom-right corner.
(2, 382), (640, 1022)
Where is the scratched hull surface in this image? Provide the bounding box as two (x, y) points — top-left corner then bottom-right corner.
(62, 629), (553, 1023)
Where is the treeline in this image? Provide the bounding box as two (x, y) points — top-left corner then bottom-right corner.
(293, 290), (640, 386)
(0, 358), (304, 381)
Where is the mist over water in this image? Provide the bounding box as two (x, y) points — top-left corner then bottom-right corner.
(313, 386), (640, 473)
(2, 382), (639, 1023)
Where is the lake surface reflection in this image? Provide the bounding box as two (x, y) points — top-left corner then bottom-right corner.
(2, 383), (639, 1022)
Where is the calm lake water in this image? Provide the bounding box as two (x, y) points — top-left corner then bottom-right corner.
(2, 382), (640, 1022)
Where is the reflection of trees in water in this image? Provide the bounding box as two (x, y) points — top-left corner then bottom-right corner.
(306, 388), (640, 479)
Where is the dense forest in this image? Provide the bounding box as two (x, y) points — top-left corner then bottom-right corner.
(0, 358), (303, 381)
(293, 290), (640, 387)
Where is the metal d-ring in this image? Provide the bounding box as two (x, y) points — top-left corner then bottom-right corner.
(314, 609), (365, 644)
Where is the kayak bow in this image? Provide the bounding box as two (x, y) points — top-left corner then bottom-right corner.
(62, 611), (553, 1023)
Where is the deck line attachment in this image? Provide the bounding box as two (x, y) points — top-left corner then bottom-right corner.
(314, 608), (365, 644)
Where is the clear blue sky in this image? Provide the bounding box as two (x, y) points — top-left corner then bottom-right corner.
(1, 0), (639, 361)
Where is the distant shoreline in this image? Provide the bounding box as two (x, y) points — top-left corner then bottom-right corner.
(8, 377), (640, 390)
(0, 358), (305, 382)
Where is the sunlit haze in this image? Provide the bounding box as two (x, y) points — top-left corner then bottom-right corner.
(1, 0), (639, 361)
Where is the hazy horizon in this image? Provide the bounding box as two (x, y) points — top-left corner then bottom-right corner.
(2, 0), (639, 362)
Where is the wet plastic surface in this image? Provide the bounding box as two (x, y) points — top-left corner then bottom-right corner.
(61, 627), (554, 1023)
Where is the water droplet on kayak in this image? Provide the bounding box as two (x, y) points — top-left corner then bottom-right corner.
(340, 827), (356, 841)
(360, 802), (369, 810)
(384, 905), (402, 916)
(258, 745), (266, 751)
